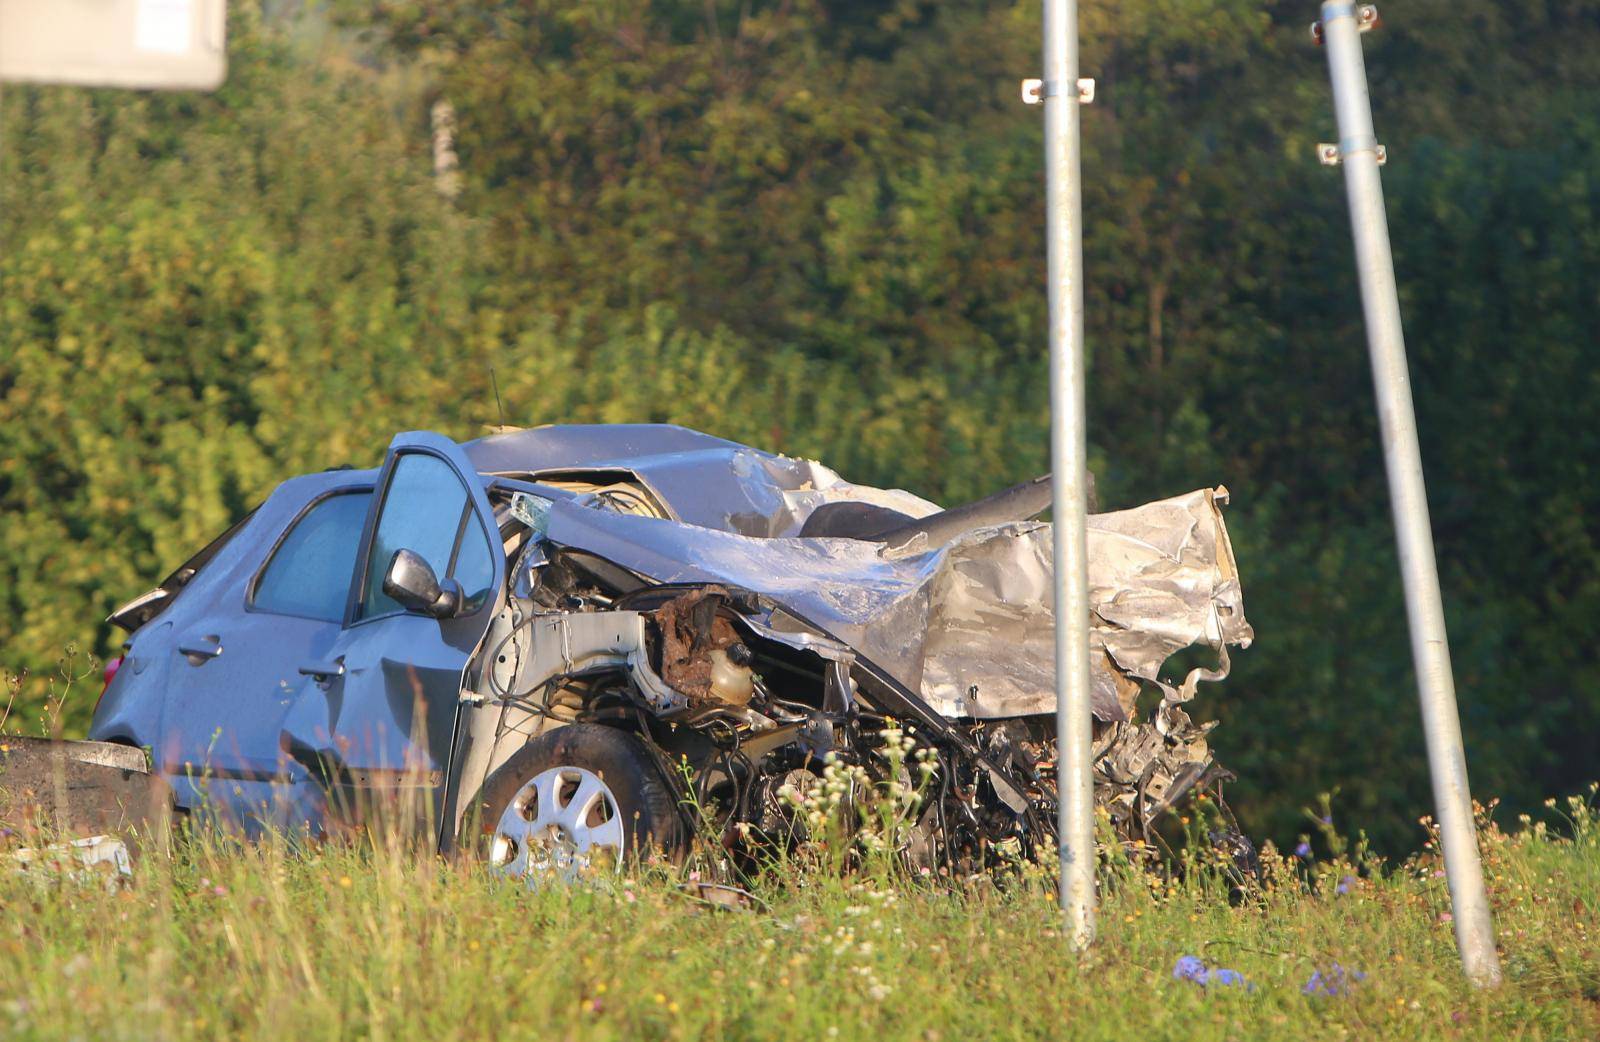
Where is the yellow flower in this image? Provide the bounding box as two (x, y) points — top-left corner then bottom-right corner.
(338, 876), (353, 888)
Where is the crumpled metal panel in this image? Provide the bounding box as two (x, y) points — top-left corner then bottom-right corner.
(542, 486), (1251, 721)
(1084, 488), (1253, 691)
(466, 424), (938, 537)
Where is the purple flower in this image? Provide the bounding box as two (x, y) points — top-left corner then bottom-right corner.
(1173, 956), (1252, 991)
(1336, 875), (1355, 895)
(1209, 968), (1250, 989)
(1303, 963), (1366, 997)
(1320, 814), (1333, 826)
(1294, 840), (1312, 859)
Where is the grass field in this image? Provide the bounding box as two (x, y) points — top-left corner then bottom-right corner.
(0, 788), (1596, 1042)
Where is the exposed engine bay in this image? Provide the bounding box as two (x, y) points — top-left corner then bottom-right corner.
(447, 428), (1256, 874)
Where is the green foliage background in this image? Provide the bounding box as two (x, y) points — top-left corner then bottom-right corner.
(2, 0), (1596, 851)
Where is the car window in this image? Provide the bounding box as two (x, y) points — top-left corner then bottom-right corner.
(251, 491), (372, 622)
(360, 453), (475, 619)
(451, 511), (496, 613)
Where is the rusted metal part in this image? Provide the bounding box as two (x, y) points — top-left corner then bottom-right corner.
(649, 586), (754, 706)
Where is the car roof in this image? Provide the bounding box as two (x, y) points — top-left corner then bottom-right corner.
(461, 424), (938, 537)
(462, 423), (754, 475)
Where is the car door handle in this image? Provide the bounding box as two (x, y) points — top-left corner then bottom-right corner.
(177, 636), (223, 663)
(298, 660), (345, 681)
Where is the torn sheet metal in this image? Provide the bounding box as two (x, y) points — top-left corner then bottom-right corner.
(1084, 488), (1252, 692)
(541, 487), (1251, 721)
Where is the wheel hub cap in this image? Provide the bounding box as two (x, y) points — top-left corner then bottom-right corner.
(489, 766), (624, 882)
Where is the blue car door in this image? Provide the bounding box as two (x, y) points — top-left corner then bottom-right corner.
(279, 432), (504, 839)
(123, 474), (374, 832)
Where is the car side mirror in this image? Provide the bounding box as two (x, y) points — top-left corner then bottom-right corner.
(382, 549), (461, 619)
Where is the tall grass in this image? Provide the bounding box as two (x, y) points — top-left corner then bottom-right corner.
(0, 784), (1595, 1041)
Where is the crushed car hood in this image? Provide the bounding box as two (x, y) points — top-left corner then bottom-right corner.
(539, 485), (1252, 721)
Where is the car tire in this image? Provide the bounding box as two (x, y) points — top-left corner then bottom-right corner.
(463, 724), (687, 876)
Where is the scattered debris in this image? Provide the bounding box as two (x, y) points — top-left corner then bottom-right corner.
(676, 881), (764, 912)
(12, 834), (132, 889)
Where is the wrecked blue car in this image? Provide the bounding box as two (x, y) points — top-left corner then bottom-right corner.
(89, 425), (1253, 876)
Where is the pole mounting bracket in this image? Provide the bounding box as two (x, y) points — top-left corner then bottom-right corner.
(1311, 4), (1380, 44)
(1318, 138), (1387, 166)
(1021, 78), (1095, 105)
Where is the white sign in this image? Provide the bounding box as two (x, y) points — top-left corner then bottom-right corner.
(0, 0), (226, 91)
(134, 0), (194, 56)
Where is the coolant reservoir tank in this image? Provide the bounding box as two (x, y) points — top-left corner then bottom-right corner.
(708, 647), (755, 706)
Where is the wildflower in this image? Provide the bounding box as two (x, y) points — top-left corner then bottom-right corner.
(1302, 963), (1365, 997)
(1172, 955), (1252, 991)
(1336, 875), (1355, 895)
(211, 885), (227, 897)
(1294, 841), (1312, 859)
(338, 875), (353, 889)
(1208, 969), (1250, 989)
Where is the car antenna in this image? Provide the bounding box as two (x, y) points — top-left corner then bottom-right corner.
(489, 365), (508, 430)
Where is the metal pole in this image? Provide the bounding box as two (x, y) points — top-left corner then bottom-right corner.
(1042, 0), (1096, 949)
(1316, 0), (1501, 986)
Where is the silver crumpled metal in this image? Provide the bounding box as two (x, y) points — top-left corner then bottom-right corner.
(543, 485), (1252, 722)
